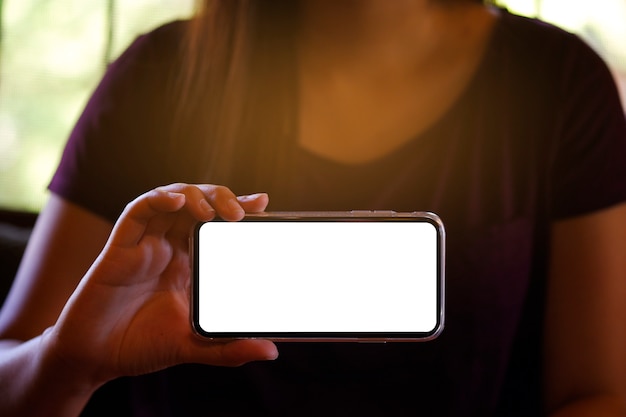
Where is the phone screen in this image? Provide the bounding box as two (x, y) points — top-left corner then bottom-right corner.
(192, 212), (444, 341)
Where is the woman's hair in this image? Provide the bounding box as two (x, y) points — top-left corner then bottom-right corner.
(172, 0), (298, 192)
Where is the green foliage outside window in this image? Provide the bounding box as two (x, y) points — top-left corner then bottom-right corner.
(0, 0), (624, 213)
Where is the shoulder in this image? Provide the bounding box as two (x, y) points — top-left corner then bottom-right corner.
(475, 9), (626, 218)
(73, 20), (192, 137)
(495, 9), (588, 52)
(88, 19), (193, 118)
(77, 19), (191, 114)
(50, 20), (193, 222)
(484, 8), (621, 115)
(104, 19), (189, 87)
(492, 9), (613, 82)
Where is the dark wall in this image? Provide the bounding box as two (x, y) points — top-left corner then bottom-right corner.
(0, 209), (37, 304)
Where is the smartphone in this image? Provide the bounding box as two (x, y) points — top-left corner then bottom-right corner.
(191, 211), (445, 342)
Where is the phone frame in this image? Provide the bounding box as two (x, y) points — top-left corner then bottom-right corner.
(191, 210), (445, 342)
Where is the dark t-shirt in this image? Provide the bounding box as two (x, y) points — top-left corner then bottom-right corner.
(50, 10), (626, 417)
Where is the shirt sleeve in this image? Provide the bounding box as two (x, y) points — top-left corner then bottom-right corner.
(548, 31), (626, 219)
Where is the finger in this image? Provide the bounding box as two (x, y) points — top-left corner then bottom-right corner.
(217, 339), (279, 366)
(143, 183), (215, 222)
(197, 185), (246, 222)
(186, 339), (279, 367)
(159, 184), (267, 222)
(237, 193), (269, 213)
(156, 185), (220, 248)
(165, 189), (269, 250)
(109, 189), (186, 248)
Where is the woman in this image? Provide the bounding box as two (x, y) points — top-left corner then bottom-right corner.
(1, 0), (625, 416)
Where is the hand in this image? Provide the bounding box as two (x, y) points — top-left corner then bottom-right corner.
(42, 184), (277, 388)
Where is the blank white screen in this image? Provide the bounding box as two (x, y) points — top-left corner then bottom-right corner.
(196, 221), (439, 334)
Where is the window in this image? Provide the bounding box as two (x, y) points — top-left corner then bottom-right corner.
(0, 0), (194, 212)
(0, 1), (624, 213)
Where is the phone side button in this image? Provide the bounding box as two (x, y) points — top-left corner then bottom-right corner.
(349, 210), (397, 217)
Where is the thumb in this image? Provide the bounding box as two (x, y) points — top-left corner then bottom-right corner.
(184, 338), (279, 367)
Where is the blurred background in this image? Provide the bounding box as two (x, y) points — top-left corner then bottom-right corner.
(0, 0), (625, 214)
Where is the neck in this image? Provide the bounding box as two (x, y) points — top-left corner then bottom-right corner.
(297, 1), (487, 75)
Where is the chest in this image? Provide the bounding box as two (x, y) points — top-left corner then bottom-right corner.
(296, 59), (483, 165)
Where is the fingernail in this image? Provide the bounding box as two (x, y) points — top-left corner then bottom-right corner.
(237, 193), (262, 202)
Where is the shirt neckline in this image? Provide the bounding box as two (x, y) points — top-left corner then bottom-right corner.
(295, 7), (509, 170)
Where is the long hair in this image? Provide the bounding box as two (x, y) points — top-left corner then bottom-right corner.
(170, 0), (299, 193)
